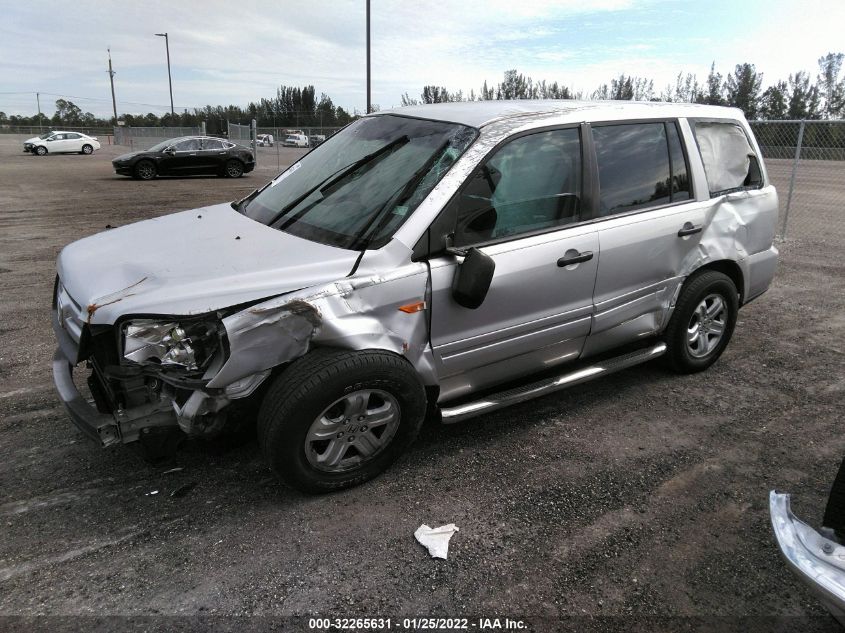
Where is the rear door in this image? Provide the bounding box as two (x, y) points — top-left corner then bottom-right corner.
(584, 119), (707, 356)
(428, 126), (599, 402)
(199, 138), (227, 172)
(63, 132), (83, 152)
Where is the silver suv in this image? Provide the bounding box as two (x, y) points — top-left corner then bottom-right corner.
(52, 101), (778, 492)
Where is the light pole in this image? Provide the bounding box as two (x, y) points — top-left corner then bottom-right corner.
(366, 0), (371, 114)
(154, 32), (175, 117)
(107, 48), (118, 125)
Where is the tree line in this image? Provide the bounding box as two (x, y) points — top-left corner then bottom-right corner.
(3, 52), (843, 130)
(401, 52), (845, 121)
(0, 84), (355, 133)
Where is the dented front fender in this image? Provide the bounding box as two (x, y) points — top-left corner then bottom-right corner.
(206, 263), (438, 389)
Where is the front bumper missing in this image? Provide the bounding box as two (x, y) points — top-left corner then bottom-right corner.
(770, 490), (845, 624)
(52, 348), (178, 446)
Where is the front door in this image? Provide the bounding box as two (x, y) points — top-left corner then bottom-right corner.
(428, 127), (599, 402)
(163, 138), (202, 174)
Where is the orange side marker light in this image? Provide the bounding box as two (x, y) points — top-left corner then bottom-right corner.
(398, 301), (426, 314)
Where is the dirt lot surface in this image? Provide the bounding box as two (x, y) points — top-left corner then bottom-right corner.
(0, 134), (843, 631)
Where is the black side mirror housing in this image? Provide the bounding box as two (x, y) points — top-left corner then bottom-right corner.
(451, 247), (495, 309)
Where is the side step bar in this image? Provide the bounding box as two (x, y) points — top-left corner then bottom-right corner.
(439, 342), (667, 424)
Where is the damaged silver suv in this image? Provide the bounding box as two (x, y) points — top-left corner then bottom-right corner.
(53, 101), (778, 492)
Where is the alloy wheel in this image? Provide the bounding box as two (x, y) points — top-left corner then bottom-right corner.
(686, 293), (727, 358)
(304, 389), (401, 473)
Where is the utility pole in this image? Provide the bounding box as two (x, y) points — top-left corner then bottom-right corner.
(107, 48), (118, 125)
(36, 92), (42, 130)
(155, 32), (175, 117)
(366, 0), (371, 113)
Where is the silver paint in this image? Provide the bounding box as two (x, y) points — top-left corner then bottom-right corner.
(52, 101), (779, 442)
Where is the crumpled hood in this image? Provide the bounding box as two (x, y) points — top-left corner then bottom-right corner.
(25, 136), (43, 144)
(57, 203), (359, 324)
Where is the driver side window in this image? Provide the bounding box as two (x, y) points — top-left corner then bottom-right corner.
(454, 128), (582, 247)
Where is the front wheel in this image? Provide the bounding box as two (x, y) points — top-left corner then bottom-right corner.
(81, 144), (93, 155)
(34, 146), (47, 156)
(258, 349), (427, 493)
(225, 159), (244, 178)
(663, 270), (739, 373)
(133, 160), (156, 180)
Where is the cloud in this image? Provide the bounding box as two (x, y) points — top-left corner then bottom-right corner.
(0, 0), (843, 117)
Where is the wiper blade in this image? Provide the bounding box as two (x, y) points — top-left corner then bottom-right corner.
(271, 135), (410, 228)
(351, 138), (452, 252)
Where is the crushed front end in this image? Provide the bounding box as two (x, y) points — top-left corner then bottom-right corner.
(51, 277), (267, 446)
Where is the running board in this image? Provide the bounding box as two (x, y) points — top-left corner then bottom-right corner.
(439, 342), (667, 424)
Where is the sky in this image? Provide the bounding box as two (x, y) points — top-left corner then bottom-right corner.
(1, 0), (844, 119)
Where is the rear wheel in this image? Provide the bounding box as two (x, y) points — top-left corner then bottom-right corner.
(258, 349), (426, 493)
(81, 144), (93, 155)
(663, 270), (739, 373)
(34, 145), (47, 156)
(134, 160), (156, 180)
(225, 159), (244, 178)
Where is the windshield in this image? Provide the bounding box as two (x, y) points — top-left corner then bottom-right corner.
(241, 115), (477, 250)
(39, 132), (53, 139)
(148, 138), (184, 152)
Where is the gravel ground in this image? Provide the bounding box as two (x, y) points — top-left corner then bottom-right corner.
(0, 134), (843, 631)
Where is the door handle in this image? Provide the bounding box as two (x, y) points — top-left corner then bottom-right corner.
(678, 223), (702, 237)
(557, 251), (593, 267)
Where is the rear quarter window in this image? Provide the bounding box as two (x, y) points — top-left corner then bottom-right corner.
(692, 121), (759, 196)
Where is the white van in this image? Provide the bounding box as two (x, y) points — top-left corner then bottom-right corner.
(283, 134), (309, 148)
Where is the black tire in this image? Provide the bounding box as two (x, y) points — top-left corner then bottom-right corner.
(663, 270), (739, 373)
(133, 160), (156, 180)
(34, 145), (47, 156)
(258, 348), (427, 493)
(225, 159), (244, 178)
(81, 144), (93, 155)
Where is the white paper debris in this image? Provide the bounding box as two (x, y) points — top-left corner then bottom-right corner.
(414, 523), (459, 559)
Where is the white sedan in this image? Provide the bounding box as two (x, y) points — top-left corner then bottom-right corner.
(24, 131), (101, 156)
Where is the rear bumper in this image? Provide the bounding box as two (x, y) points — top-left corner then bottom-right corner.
(770, 491), (845, 625)
(743, 244), (779, 303)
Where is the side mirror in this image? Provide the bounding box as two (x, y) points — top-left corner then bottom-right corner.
(164, 147), (175, 155)
(451, 247), (495, 309)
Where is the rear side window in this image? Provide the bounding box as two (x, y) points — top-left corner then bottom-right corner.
(593, 122), (682, 216)
(693, 122), (759, 196)
(454, 128), (581, 246)
(174, 139), (200, 151)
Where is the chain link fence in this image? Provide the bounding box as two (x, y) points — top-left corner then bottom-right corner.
(227, 121), (254, 147)
(112, 125), (202, 150)
(750, 120), (845, 246)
